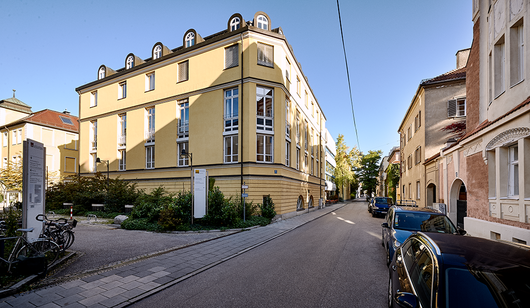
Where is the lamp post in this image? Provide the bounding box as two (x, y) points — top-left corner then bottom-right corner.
(180, 149), (194, 225)
(95, 157), (109, 187)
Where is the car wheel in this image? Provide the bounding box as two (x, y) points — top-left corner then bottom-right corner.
(381, 235), (385, 247)
(372, 211), (376, 217)
(388, 277), (393, 308)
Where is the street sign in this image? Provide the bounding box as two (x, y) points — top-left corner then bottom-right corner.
(242, 185), (249, 189)
(242, 193), (248, 198)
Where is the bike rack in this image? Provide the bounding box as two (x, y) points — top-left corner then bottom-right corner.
(87, 214), (98, 223)
(47, 211), (56, 219)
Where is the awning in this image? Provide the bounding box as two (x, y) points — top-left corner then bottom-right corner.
(325, 181), (336, 191)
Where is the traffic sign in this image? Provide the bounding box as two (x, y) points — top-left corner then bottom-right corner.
(242, 185), (249, 189)
(242, 193), (248, 198)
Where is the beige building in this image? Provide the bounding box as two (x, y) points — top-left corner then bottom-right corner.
(75, 12), (327, 215)
(0, 94), (79, 208)
(398, 51), (468, 208)
(436, 0), (530, 243)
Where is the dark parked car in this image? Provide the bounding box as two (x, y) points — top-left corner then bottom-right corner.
(381, 206), (461, 265)
(389, 232), (530, 308)
(369, 197), (393, 217)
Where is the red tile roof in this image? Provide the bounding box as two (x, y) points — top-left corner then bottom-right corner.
(421, 67), (466, 85)
(7, 109), (79, 133)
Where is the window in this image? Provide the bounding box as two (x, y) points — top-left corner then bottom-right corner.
(256, 87), (273, 131)
(510, 21), (524, 86)
(126, 55), (134, 69)
(296, 76), (301, 96)
(153, 45), (162, 60)
(286, 141), (291, 166)
(118, 150), (126, 171)
(91, 153), (97, 173)
(257, 43), (273, 67)
(146, 72), (155, 91)
(12, 131), (16, 145)
(408, 154), (412, 169)
(304, 153), (308, 172)
(3, 132), (6, 147)
(304, 120), (308, 151)
(90, 121), (97, 152)
(416, 181), (421, 200)
(408, 126), (412, 140)
(178, 142), (189, 166)
(285, 99), (291, 139)
(418, 111), (421, 128)
(224, 89), (238, 132)
(118, 114), (126, 147)
(224, 135), (238, 163)
(90, 91), (97, 107)
(448, 98), (466, 117)
(409, 183), (412, 199)
(305, 91), (308, 108)
(415, 146), (421, 165)
(311, 157), (314, 175)
(296, 111), (301, 145)
(311, 101), (315, 117)
(17, 129), (22, 144)
(185, 32), (195, 47)
(3, 157), (7, 168)
(311, 128), (314, 156)
(98, 67), (105, 79)
(257, 134), (273, 163)
(118, 81), (127, 99)
(508, 145), (519, 197)
(230, 17), (240, 31)
(146, 107), (155, 142)
(296, 148), (300, 170)
(494, 36), (506, 97)
(178, 99), (189, 138)
(145, 146), (155, 169)
(225, 45), (239, 69)
(178, 60), (189, 82)
(285, 58), (291, 81)
(256, 15), (268, 30)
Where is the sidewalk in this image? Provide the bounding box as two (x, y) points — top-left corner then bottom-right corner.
(0, 202), (347, 308)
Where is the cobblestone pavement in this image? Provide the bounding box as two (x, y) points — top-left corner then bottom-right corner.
(0, 202), (346, 308)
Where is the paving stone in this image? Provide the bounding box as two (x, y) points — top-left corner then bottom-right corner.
(119, 288), (145, 299)
(38, 303), (61, 308)
(59, 280), (86, 290)
(100, 280), (124, 291)
(28, 292), (63, 307)
(54, 286), (84, 298)
(101, 286), (127, 298)
(137, 281), (160, 291)
(78, 294), (108, 307)
(81, 275), (104, 283)
(99, 275), (122, 283)
(151, 270), (170, 278)
(120, 280), (143, 290)
(99, 294), (127, 308)
(79, 286), (106, 298)
(153, 276), (174, 285)
(52, 294), (84, 306)
(147, 266), (166, 272)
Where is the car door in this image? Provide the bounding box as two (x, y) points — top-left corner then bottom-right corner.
(383, 208), (393, 248)
(405, 238), (435, 307)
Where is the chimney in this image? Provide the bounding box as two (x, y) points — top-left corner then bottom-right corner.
(63, 109), (70, 115)
(456, 48), (470, 69)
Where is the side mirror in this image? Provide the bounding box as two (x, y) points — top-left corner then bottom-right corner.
(395, 292), (419, 308)
(457, 228), (467, 235)
(381, 222), (389, 228)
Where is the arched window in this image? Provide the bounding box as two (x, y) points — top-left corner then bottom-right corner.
(185, 32), (195, 48)
(297, 195), (304, 210)
(153, 45), (162, 59)
(308, 196), (313, 208)
(98, 67), (106, 80)
(257, 15), (268, 30)
(126, 55), (134, 69)
(230, 17), (240, 31)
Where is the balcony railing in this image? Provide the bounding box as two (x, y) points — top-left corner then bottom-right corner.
(177, 121), (189, 138)
(286, 122), (291, 138)
(90, 140), (97, 152)
(118, 135), (126, 146)
(145, 130), (155, 142)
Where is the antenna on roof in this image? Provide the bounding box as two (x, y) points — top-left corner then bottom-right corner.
(63, 109), (70, 115)
(12, 89), (16, 98)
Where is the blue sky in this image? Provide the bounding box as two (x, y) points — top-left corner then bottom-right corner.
(0, 0), (472, 159)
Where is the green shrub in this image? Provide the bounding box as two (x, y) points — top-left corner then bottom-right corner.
(260, 195), (276, 219)
(121, 218), (161, 231)
(203, 187), (238, 227)
(231, 216), (271, 228)
(131, 187), (174, 222)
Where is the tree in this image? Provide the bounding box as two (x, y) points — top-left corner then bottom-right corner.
(386, 163), (400, 203)
(333, 135), (361, 199)
(355, 150), (382, 199)
(441, 121), (466, 139)
(0, 159), (23, 204)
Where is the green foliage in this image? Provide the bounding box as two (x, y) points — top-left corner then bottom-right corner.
(387, 163), (400, 203)
(121, 218), (161, 231)
(334, 134), (361, 199)
(203, 187), (238, 227)
(355, 150), (383, 199)
(231, 216), (271, 228)
(131, 187), (173, 222)
(260, 195), (276, 219)
(0, 206), (21, 237)
(209, 178), (216, 191)
(157, 191), (192, 230)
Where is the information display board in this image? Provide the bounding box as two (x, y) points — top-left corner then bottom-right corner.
(22, 139), (46, 242)
(193, 169), (208, 218)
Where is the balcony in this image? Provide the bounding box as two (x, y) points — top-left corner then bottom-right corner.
(118, 135), (126, 148)
(145, 130), (155, 142)
(177, 121), (189, 139)
(90, 140), (97, 153)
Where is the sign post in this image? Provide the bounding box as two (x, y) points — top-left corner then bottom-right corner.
(242, 183), (248, 221)
(22, 139), (46, 242)
(193, 169), (208, 218)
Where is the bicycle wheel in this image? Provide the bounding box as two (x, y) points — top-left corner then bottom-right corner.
(18, 240), (61, 265)
(60, 230), (75, 250)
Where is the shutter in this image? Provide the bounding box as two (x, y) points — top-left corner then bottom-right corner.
(447, 99), (456, 117)
(225, 45), (238, 68)
(178, 61), (188, 82)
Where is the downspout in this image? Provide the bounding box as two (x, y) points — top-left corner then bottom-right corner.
(319, 123), (322, 207)
(240, 32), (244, 199)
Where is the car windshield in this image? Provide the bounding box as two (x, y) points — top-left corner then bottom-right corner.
(393, 213), (456, 233)
(445, 267), (530, 307)
(375, 197), (392, 205)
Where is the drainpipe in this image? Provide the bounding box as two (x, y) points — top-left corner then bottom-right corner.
(240, 32), (244, 199)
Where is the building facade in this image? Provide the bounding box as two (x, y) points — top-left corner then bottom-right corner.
(0, 94), (79, 208)
(75, 12), (326, 216)
(437, 0), (530, 243)
(324, 128), (337, 199)
(398, 51), (468, 207)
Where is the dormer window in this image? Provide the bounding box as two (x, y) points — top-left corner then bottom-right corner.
(257, 15), (268, 30)
(126, 55), (134, 69)
(185, 32), (195, 48)
(230, 17), (241, 31)
(98, 67), (106, 80)
(153, 45), (162, 59)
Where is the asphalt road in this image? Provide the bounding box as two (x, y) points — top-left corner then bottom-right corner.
(130, 200), (388, 308)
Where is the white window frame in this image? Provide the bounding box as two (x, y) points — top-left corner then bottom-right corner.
(416, 181), (421, 200)
(17, 129), (22, 144)
(257, 15), (268, 30)
(224, 88), (238, 132)
(145, 146), (155, 169)
(285, 98), (291, 140)
(494, 37), (506, 98)
(257, 134), (273, 163)
(256, 87), (273, 132)
(286, 140), (291, 167)
(178, 142), (189, 166)
(153, 45), (162, 60)
(12, 131), (16, 145)
(178, 99), (189, 139)
(118, 114), (126, 147)
(285, 58), (291, 81)
(510, 21), (524, 86)
(230, 17), (240, 31)
(185, 32), (195, 48)
(118, 81), (127, 99)
(90, 121), (97, 152)
(508, 145), (519, 197)
(119, 150), (126, 171)
(296, 148), (300, 170)
(126, 55), (134, 69)
(145, 72), (155, 92)
(224, 135), (238, 163)
(91, 153), (97, 173)
(90, 91), (98, 107)
(145, 107), (155, 143)
(257, 43), (273, 67)
(98, 67), (105, 79)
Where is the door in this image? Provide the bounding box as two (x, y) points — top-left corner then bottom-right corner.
(456, 200), (467, 229)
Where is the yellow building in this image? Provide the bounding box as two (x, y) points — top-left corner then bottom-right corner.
(0, 94), (79, 208)
(75, 12), (327, 215)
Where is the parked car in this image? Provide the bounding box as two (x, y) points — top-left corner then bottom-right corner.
(369, 197), (393, 217)
(381, 206), (462, 265)
(388, 232), (530, 308)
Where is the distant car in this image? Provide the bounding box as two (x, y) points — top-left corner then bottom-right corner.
(388, 232), (530, 308)
(369, 197), (393, 217)
(381, 206), (462, 265)
(367, 198), (374, 213)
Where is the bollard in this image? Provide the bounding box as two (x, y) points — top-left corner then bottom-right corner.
(70, 206), (73, 220)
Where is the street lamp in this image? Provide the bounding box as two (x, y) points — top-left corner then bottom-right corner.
(95, 157), (109, 187)
(180, 149), (194, 225)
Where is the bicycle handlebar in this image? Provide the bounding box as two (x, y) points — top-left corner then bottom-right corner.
(36, 214), (47, 221)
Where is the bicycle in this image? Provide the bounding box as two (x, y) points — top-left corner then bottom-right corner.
(0, 228), (60, 274)
(36, 214), (76, 251)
